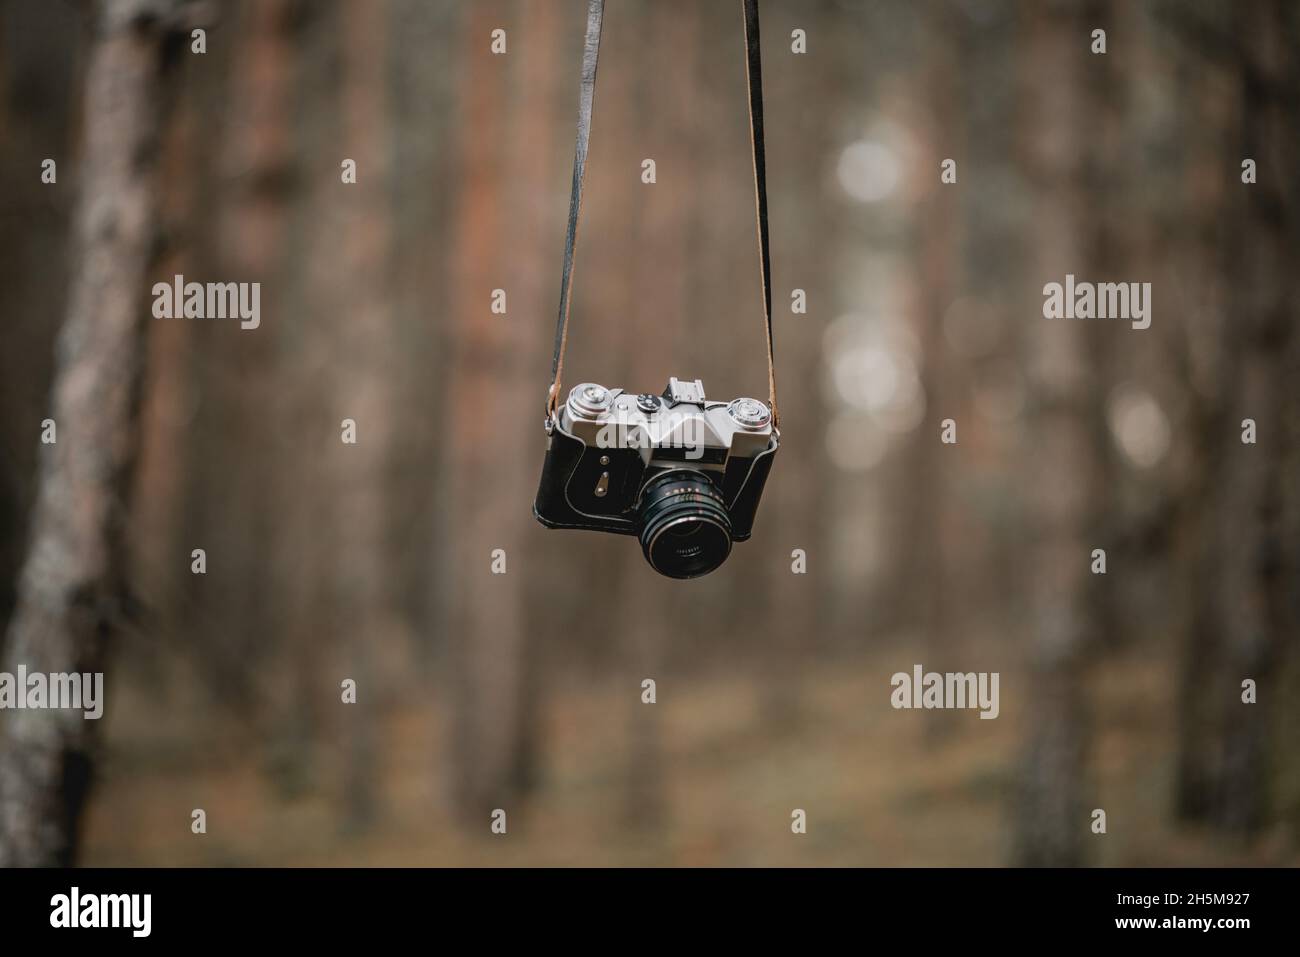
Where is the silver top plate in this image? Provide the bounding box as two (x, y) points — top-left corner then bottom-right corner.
(561, 380), (773, 470)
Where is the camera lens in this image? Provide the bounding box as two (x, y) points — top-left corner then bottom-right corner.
(637, 470), (732, 579)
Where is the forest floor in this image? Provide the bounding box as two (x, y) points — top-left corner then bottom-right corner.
(81, 645), (1298, 867)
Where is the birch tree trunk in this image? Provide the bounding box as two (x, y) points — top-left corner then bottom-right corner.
(0, 0), (184, 867)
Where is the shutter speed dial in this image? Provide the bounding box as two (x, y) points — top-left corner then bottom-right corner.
(568, 383), (612, 419)
(726, 397), (771, 430)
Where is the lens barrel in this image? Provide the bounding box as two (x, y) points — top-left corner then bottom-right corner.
(637, 470), (733, 579)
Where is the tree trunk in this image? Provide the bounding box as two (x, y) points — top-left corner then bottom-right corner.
(1172, 3), (1238, 824)
(0, 0), (183, 867)
(1014, 0), (1097, 867)
(907, 1), (962, 743)
(0, 0), (82, 642)
(323, 0), (402, 833)
(443, 0), (538, 823)
(1209, 0), (1292, 833)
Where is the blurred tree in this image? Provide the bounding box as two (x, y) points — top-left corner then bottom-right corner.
(752, 0), (828, 729)
(259, 0), (339, 796)
(442, 0), (543, 822)
(494, 0), (569, 805)
(1172, 0), (1238, 827)
(1013, 0), (1098, 867)
(0, 0), (81, 641)
(388, 0), (460, 663)
(1206, 0), (1293, 834)
(0, 0), (189, 867)
(1173, 0), (1297, 836)
(326, 0), (401, 832)
(907, 1), (963, 742)
(1078, 0), (1124, 656)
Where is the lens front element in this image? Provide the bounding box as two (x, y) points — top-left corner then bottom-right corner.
(637, 470), (733, 579)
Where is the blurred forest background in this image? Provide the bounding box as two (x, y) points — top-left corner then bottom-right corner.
(0, 0), (1297, 866)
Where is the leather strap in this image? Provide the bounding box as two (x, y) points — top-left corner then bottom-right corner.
(548, 0), (604, 425)
(741, 0), (778, 430)
(547, 0), (778, 431)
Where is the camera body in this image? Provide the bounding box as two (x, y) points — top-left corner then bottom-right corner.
(534, 377), (778, 578)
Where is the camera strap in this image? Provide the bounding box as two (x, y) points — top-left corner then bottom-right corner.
(546, 0), (779, 432)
